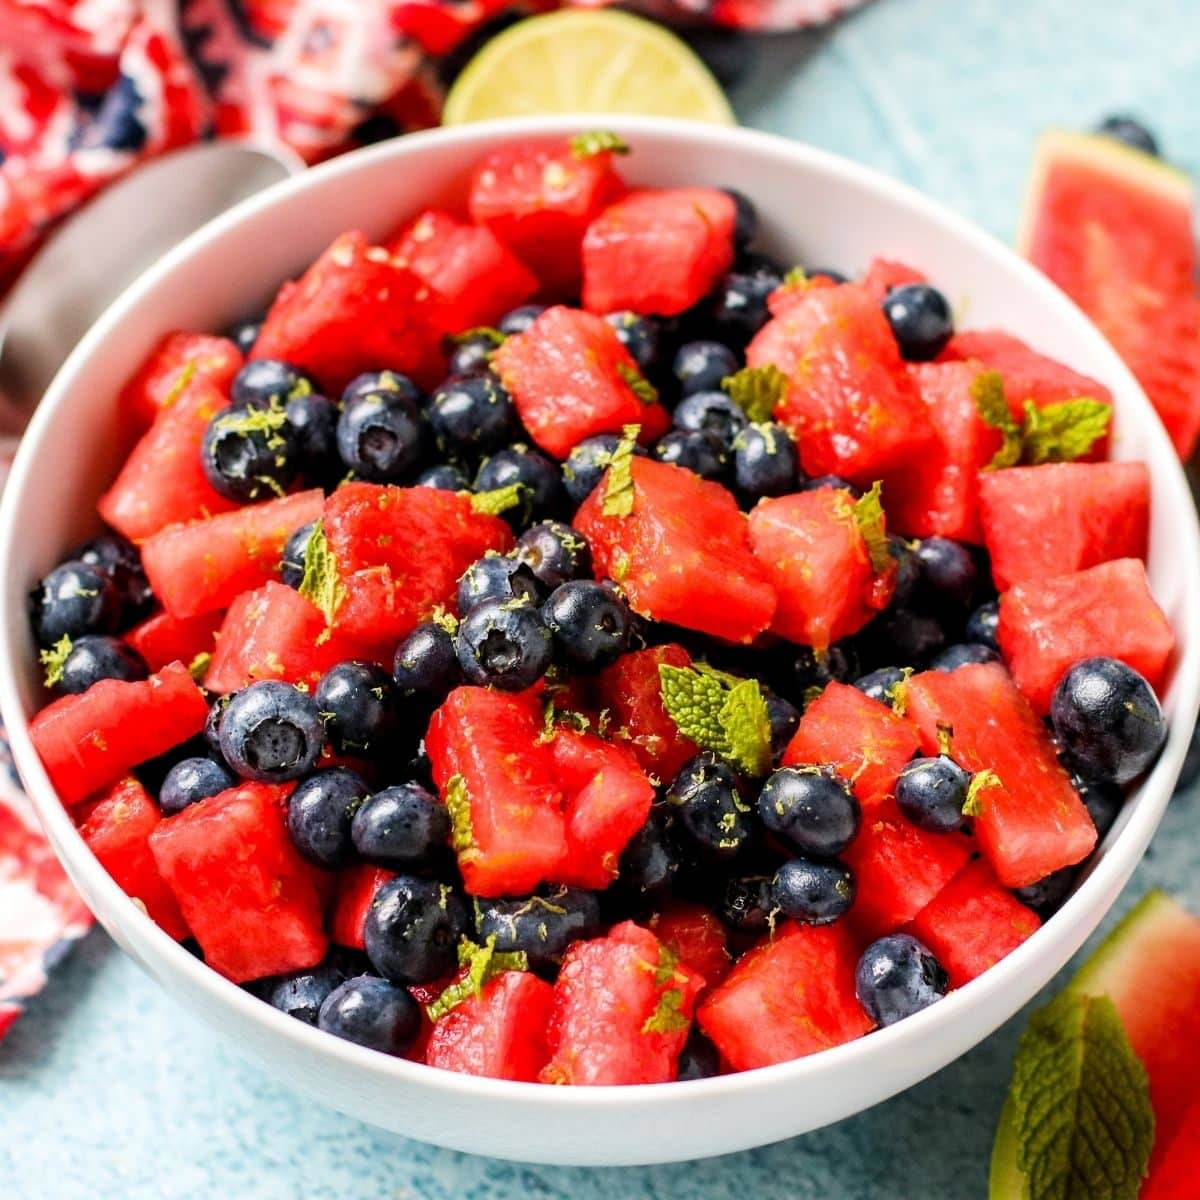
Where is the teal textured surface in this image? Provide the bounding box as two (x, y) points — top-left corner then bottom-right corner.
(4, 0), (1200, 1195)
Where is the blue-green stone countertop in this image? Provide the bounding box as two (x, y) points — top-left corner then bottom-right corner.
(4, 0), (1199, 1194)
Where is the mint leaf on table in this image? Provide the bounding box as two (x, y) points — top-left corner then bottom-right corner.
(659, 662), (772, 777)
(601, 424), (642, 517)
(1007, 990), (1154, 1200)
(1019, 398), (1111, 464)
(722, 363), (788, 424)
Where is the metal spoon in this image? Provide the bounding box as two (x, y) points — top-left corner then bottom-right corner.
(0, 140), (302, 440)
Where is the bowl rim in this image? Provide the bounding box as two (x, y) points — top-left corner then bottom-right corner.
(2, 114), (1198, 1118)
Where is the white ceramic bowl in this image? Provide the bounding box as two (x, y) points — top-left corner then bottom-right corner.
(1, 118), (1198, 1166)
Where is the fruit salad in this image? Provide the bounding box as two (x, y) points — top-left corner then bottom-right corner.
(25, 132), (1176, 1085)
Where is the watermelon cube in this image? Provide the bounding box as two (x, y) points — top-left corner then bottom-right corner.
(331, 863), (395, 950)
(468, 136), (626, 294)
(149, 781), (327, 982)
(425, 970), (556, 1083)
(141, 489), (324, 619)
(997, 558), (1174, 714)
(904, 662), (1097, 887)
(387, 208), (538, 334)
(581, 187), (736, 317)
(1144, 1100), (1200, 1200)
(425, 687), (567, 897)
(493, 305), (664, 458)
(98, 376), (237, 542)
(647, 902), (731, 989)
(698, 921), (873, 1071)
(906, 859), (1040, 987)
(252, 230), (444, 394)
(540, 921), (704, 1085)
(119, 331), (241, 436)
(596, 644), (700, 781)
(858, 257), (928, 301)
(78, 776), (189, 940)
(781, 681), (921, 809)
(30, 661), (209, 806)
(747, 488), (894, 648)
(978, 462), (1150, 591)
(125, 608), (223, 674)
(574, 458), (777, 645)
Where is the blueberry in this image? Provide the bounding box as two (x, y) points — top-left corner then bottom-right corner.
(314, 661), (400, 756)
(228, 318), (261, 356)
(317, 974), (422, 1054)
(673, 341), (739, 397)
(913, 537), (977, 612)
(341, 370), (422, 409)
(336, 390), (424, 482)
(931, 643), (999, 672)
(159, 756), (236, 815)
(771, 856), (854, 924)
(457, 555), (543, 614)
(882, 284), (954, 362)
(733, 422), (798, 498)
(870, 608), (946, 666)
(201, 403), (301, 502)
(69, 532), (154, 625)
(738, 251), (788, 278)
(284, 391), (338, 480)
(219, 680), (324, 782)
(617, 809), (683, 899)
(474, 445), (563, 523)
(231, 358), (314, 407)
(895, 756), (969, 833)
(52, 635), (147, 694)
(1050, 657), (1167, 785)
(1074, 772), (1124, 839)
(446, 331), (501, 378)
(763, 688), (801, 758)
(542, 580), (630, 670)
(887, 535), (920, 607)
(204, 694), (231, 760)
(673, 391), (748, 447)
(364, 875), (469, 984)
(286, 767), (369, 867)
(475, 887), (602, 971)
(351, 782), (450, 870)
(709, 271), (778, 342)
(965, 601), (1000, 650)
(514, 522), (592, 589)
(393, 622), (462, 703)
(429, 374), (518, 457)
(456, 598), (553, 691)
(723, 188), (757, 247)
(1013, 867), (1077, 916)
(562, 434), (646, 506)
(756, 766), (860, 857)
(676, 1030), (721, 1080)
(855, 934), (949, 1026)
(667, 753), (753, 858)
(802, 474), (861, 496)
(653, 430), (728, 480)
(793, 643), (861, 695)
(1096, 114), (1160, 157)
(417, 463), (471, 491)
(279, 520), (316, 588)
(31, 561), (121, 645)
(604, 311), (660, 371)
(497, 304), (546, 336)
(720, 874), (774, 932)
(267, 961), (346, 1025)
(853, 666), (907, 706)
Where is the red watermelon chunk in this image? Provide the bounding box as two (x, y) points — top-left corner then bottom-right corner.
(841, 802), (974, 941)
(596, 644), (700, 781)
(698, 921), (872, 1071)
(98, 376), (237, 542)
(997, 558), (1174, 714)
(468, 137), (626, 295)
(149, 781), (327, 983)
(126, 609), (223, 674)
(581, 187), (736, 317)
(747, 487), (894, 649)
(1143, 1101), (1200, 1200)
(30, 661), (209, 806)
(331, 863), (395, 950)
(746, 283), (935, 483)
(426, 970), (555, 1083)
(647, 902), (731, 989)
(119, 331), (241, 436)
(782, 681), (920, 809)
(859, 257), (928, 301)
(142, 489), (324, 619)
(78, 776), (189, 940)
(906, 859), (1040, 988)
(425, 687), (567, 898)
(493, 305), (663, 458)
(978, 462), (1150, 591)
(252, 230), (444, 394)
(387, 208), (538, 334)
(540, 921), (703, 1085)
(575, 457), (777, 645)
(904, 662), (1096, 888)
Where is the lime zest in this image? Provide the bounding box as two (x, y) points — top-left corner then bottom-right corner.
(852, 481), (892, 574)
(721, 363), (788, 424)
(424, 935), (529, 1023)
(962, 768), (1002, 817)
(430, 605), (459, 635)
(450, 326), (507, 347)
(602, 424), (641, 517)
(782, 265), (808, 288)
(187, 651), (212, 682)
(160, 361), (197, 409)
(297, 520), (346, 626)
(213, 398), (290, 450)
(39, 635), (73, 689)
(616, 361), (659, 406)
(570, 130), (631, 158)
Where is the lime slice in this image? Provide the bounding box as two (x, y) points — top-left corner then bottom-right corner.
(442, 10), (736, 126)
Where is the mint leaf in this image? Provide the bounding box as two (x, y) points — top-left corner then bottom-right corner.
(973, 370), (1023, 469)
(642, 987), (689, 1035)
(471, 483), (525, 516)
(719, 677), (773, 777)
(602, 424), (641, 517)
(722, 364), (788, 424)
(659, 664), (728, 750)
(450, 326), (506, 347)
(852, 481), (892, 574)
(424, 935), (529, 1023)
(570, 130), (630, 158)
(297, 520), (345, 625)
(1009, 991), (1153, 1200)
(616, 361), (659, 406)
(963, 767), (1002, 817)
(39, 634), (73, 689)
(659, 663), (772, 776)
(1019, 398), (1111, 465)
(187, 651), (212, 682)
(782, 265), (808, 288)
(443, 773), (478, 862)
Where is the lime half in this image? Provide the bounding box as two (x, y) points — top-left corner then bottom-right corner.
(442, 9), (736, 126)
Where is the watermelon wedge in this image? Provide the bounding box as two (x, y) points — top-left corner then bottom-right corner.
(1018, 130), (1200, 458)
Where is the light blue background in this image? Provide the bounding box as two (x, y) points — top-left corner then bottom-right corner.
(4, 1), (1200, 1195)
